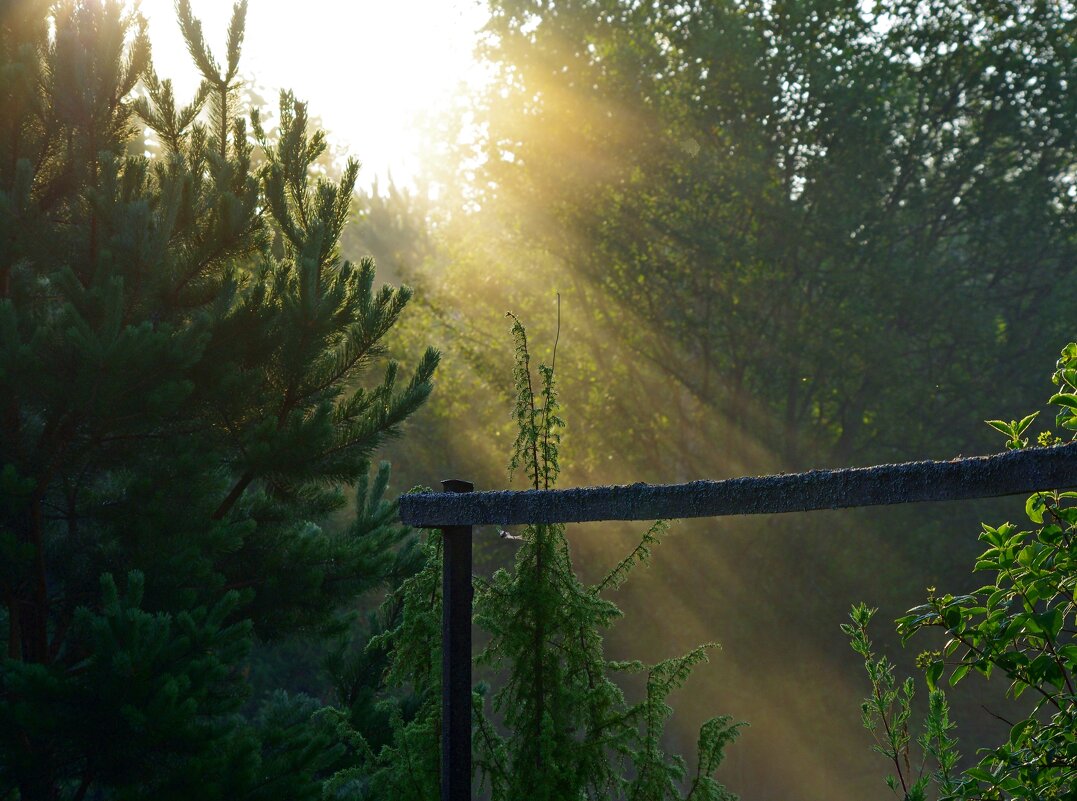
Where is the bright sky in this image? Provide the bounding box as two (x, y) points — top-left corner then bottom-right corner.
(131, 0), (488, 188)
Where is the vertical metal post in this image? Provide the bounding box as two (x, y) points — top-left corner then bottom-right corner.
(440, 479), (473, 801)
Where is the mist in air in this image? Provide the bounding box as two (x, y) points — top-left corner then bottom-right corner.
(364, 1), (1076, 797)
(6, 0), (1075, 798)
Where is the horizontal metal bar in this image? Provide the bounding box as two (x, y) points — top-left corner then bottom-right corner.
(399, 445), (1077, 528)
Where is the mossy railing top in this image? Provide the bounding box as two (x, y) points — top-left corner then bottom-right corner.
(400, 444), (1077, 528)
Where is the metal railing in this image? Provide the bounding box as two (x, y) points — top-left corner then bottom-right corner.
(398, 444), (1077, 801)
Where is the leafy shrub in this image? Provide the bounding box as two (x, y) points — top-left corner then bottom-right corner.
(847, 343), (1077, 799)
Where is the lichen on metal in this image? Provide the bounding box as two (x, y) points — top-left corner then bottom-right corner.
(399, 444), (1077, 528)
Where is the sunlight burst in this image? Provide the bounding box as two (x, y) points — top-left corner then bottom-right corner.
(129, 0), (486, 187)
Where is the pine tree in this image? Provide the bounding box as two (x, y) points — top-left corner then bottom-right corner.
(0, 2), (435, 797)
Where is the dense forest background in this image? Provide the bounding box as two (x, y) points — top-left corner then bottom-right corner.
(2, 0), (1076, 799)
(357, 1), (1077, 797)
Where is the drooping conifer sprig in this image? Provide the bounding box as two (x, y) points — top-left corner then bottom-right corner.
(506, 299), (563, 491)
(539, 293), (562, 490)
(594, 520), (670, 596)
(507, 310), (541, 489)
(471, 313), (742, 801)
(349, 312), (740, 799)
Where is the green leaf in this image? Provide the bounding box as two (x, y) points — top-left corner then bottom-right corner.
(1028, 609), (1063, 639)
(985, 419), (1014, 437)
(943, 607), (962, 630)
(1028, 652), (1055, 682)
(949, 663), (970, 685)
(1015, 412), (1039, 435)
(1058, 644), (1077, 667)
(1038, 524), (1063, 545)
(965, 766), (995, 783)
(995, 652), (1029, 673)
(1026, 493), (1049, 524)
(1048, 393), (1077, 410)
(925, 660), (944, 691)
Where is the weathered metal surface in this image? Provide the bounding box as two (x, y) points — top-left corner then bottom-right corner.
(440, 479), (473, 801)
(401, 445), (1077, 528)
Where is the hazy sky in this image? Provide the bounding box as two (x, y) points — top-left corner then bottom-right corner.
(132, 0), (488, 187)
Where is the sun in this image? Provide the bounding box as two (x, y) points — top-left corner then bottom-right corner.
(129, 0), (487, 188)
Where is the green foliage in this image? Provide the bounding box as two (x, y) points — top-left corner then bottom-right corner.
(445, 0), (1077, 472)
(319, 526), (444, 801)
(983, 414), (1039, 452)
(506, 310), (562, 491)
(1049, 344), (1077, 438)
(1, 571), (252, 798)
(322, 0), (1077, 796)
(844, 604), (964, 801)
(394, 14), (1077, 789)
(366, 316), (742, 800)
(850, 343), (1077, 799)
(0, 2), (433, 797)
